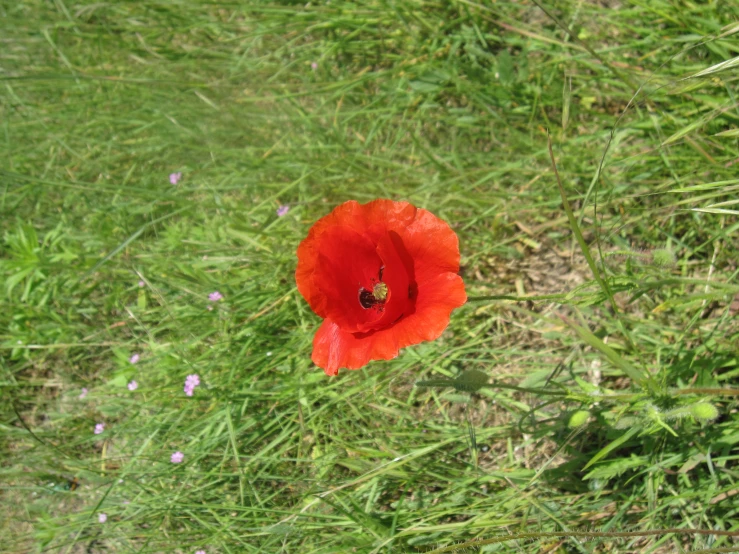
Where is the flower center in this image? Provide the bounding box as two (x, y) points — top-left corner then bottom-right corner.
(359, 282), (389, 310)
(372, 282), (388, 301)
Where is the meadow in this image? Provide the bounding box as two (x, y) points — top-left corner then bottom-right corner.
(2, 1), (739, 552)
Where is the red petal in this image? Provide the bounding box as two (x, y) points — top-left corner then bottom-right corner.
(359, 231), (412, 330)
(312, 272), (465, 376)
(296, 200), (417, 317)
(312, 225), (384, 332)
(399, 207), (461, 280)
(385, 271), (466, 347)
(312, 319), (399, 376)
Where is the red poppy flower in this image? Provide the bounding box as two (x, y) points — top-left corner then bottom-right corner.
(296, 199), (466, 376)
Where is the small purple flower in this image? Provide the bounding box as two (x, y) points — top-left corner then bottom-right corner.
(311, 62), (318, 70)
(276, 205), (289, 217)
(171, 451), (184, 463)
(98, 513), (107, 523)
(129, 353), (140, 364)
(79, 388), (88, 399)
(127, 380), (138, 391)
(94, 423), (105, 435)
(195, 551), (206, 554)
(169, 172), (182, 185)
(138, 280), (145, 287)
(184, 374), (200, 396)
(208, 291), (223, 302)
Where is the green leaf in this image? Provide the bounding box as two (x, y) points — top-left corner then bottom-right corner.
(584, 455), (647, 480)
(497, 50), (515, 85)
(561, 317), (649, 387)
(685, 53), (739, 78)
(583, 426), (640, 470)
(714, 128), (739, 137)
(225, 227), (273, 253)
(109, 372), (132, 388)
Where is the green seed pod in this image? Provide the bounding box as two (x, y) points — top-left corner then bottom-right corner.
(652, 249), (676, 268)
(613, 416), (638, 430)
(453, 369), (489, 393)
(690, 403), (719, 423)
(442, 393), (471, 404)
(568, 410), (590, 429)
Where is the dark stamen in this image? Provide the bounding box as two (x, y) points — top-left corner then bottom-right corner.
(359, 288), (381, 309)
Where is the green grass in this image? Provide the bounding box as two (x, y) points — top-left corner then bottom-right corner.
(2, 1), (739, 552)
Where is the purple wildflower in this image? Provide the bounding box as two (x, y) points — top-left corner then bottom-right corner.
(184, 374), (200, 396)
(311, 62), (318, 70)
(169, 172), (182, 185)
(276, 205), (289, 217)
(127, 380), (138, 391)
(129, 353), (140, 364)
(99, 513), (107, 523)
(79, 388), (88, 399)
(171, 451), (184, 464)
(138, 280), (145, 287)
(208, 291), (223, 302)
(94, 423), (105, 435)
(195, 551), (206, 554)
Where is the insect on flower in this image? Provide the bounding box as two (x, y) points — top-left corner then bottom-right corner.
(295, 199), (466, 375)
(358, 269), (391, 309)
